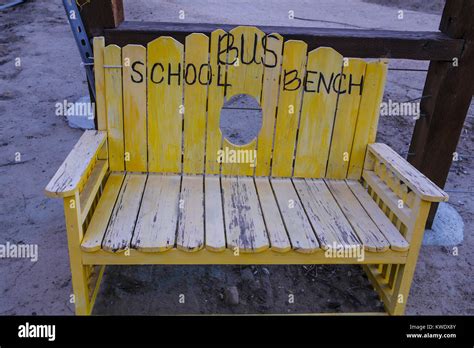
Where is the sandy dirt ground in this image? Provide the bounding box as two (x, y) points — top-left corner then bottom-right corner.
(0, 0), (472, 315)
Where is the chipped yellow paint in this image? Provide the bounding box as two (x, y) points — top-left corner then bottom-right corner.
(205, 29), (226, 175)
(326, 58), (366, 179)
(256, 33), (284, 177)
(294, 47), (343, 178)
(104, 45), (124, 171)
(272, 40), (307, 177)
(147, 37), (183, 173)
(183, 33), (209, 174)
(122, 44), (147, 172)
(347, 61), (387, 179)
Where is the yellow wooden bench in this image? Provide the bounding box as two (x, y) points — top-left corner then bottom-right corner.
(45, 26), (448, 315)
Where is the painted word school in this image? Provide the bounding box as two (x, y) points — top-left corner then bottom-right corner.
(129, 33), (364, 95)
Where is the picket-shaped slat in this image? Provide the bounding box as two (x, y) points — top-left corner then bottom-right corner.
(205, 29), (226, 175)
(326, 58), (366, 179)
(222, 26), (265, 176)
(294, 47), (343, 178)
(122, 44), (147, 172)
(93, 37), (107, 131)
(183, 33), (209, 174)
(271, 40), (307, 177)
(147, 37), (184, 173)
(104, 45), (125, 172)
(348, 60), (388, 179)
(256, 33), (284, 177)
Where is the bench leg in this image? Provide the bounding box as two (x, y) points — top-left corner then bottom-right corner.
(364, 199), (431, 315)
(63, 194), (105, 315)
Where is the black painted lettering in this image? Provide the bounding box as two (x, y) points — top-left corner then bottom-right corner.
(318, 72), (334, 94)
(240, 33), (260, 65)
(304, 70), (317, 92)
(332, 73), (347, 94)
(348, 74), (364, 95)
(150, 63), (164, 84)
(283, 69), (301, 91)
(261, 34), (278, 68)
(168, 63), (181, 85)
(184, 63), (197, 85)
(131, 61), (144, 83)
(198, 63), (212, 85)
(217, 64), (231, 93)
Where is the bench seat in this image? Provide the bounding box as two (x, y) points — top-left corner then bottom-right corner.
(81, 173), (409, 255)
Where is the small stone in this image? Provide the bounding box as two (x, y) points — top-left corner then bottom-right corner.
(224, 286), (239, 305)
(241, 268), (255, 283)
(262, 267), (270, 275)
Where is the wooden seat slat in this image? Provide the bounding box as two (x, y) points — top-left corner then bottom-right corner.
(131, 174), (181, 252)
(293, 178), (361, 250)
(254, 178), (291, 253)
(204, 176), (226, 252)
(325, 179), (390, 252)
(177, 176), (205, 252)
(346, 180), (409, 251)
(221, 176), (269, 253)
(271, 178), (320, 253)
(101, 173), (146, 252)
(81, 173), (125, 252)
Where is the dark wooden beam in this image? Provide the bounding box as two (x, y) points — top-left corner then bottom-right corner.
(104, 21), (463, 61)
(79, 0), (124, 38)
(408, 0), (474, 226)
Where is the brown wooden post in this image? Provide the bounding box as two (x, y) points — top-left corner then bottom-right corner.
(79, 0), (124, 38)
(408, 0), (474, 227)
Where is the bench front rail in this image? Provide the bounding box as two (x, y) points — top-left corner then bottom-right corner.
(45, 26), (448, 315)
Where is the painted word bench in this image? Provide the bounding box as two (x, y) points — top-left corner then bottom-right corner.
(45, 26), (448, 315)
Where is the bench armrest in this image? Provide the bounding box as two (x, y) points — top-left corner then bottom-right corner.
(45, 130), (107, 198)
(366, 143), (448, 202)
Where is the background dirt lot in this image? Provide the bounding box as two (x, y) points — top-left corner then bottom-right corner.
(0, 0), (472, 315)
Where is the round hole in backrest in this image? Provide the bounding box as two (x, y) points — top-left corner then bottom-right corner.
(219, 94), (263, 146)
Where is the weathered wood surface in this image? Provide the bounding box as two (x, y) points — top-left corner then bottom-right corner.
(347, 180), (409, 251)
(254, 177), (291, 252)
(79, 0), (124, 37)
(131, 174), (181, 252)
(122, 44), (147, 172)
(183, 33), (209, 174)
(221, 177), (269, 253)
(272, 40), (307, 177)
(271, 178), (320, 253)
(105, 22), (463, 61)
(326, 179), (389, 252)
(104, 44), (125, 171)
(177, 175), (204, 251)
(81, 173), (124, 252)
(204, 176), (226, 252)
(80, 174), (409, 254)
(102, 174), (146, 252)
(293, 179), (361, 250)
(79, 159), (108, 222)
(147, 37), (183, 173)
(294, 47), (342, 178)
(369, 143), (448, 202)
(45, 131), (106, 198)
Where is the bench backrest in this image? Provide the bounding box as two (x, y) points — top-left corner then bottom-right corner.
(93, 26), (387, 179)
